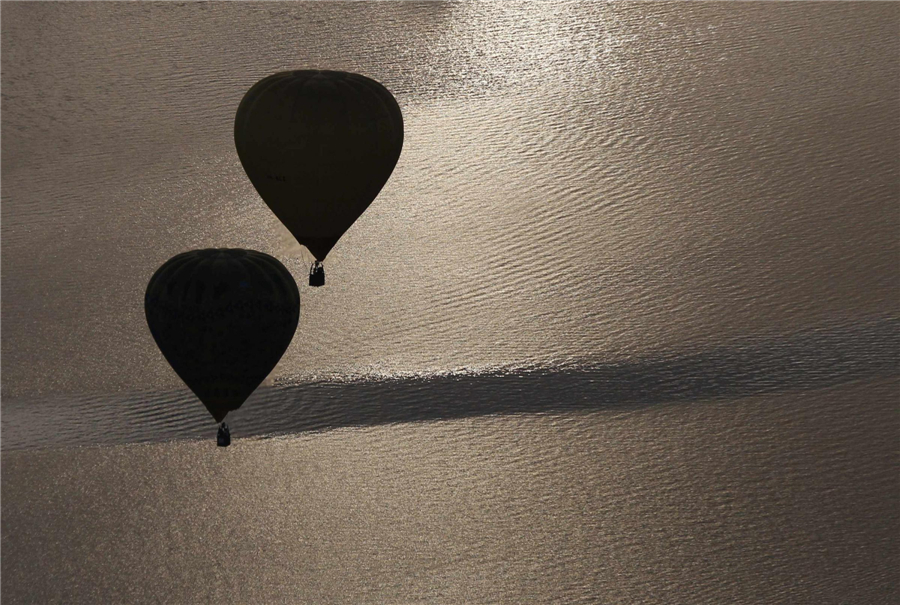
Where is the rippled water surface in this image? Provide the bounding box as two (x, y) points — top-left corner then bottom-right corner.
(2, 2), (898, 603)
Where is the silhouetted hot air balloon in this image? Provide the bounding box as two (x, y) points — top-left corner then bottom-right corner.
(145, 249), (300, 443)
(234, 70), (404, 286)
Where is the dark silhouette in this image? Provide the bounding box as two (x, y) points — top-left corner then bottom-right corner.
(234, 70), (404, 271)
(217, 422), (231, 447)
(144, 249), (300, 431)
(309, 261), (325, 287)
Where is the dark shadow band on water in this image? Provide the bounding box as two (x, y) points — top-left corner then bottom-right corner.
(2, 316), (898, 451)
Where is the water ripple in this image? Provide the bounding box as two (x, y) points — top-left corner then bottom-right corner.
(3, 315), (896, 452)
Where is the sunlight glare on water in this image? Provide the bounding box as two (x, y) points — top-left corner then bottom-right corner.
(1, 2), (897, 603)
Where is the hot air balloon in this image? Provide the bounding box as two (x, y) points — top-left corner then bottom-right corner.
(145, 249), (300, 444)
(234, 70), (404, 286)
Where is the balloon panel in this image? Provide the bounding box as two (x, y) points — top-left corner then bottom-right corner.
(145, 249), (300, 422)
(235, 71), (404, 260)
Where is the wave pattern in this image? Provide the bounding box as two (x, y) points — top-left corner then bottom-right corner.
(4, 316), (896, 451)
(2, 2), (897, 401)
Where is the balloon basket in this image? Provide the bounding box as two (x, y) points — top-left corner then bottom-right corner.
(309, 262), (325, 287)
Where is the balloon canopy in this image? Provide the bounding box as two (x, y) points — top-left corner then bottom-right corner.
(145, 249), (300, 422)
(234, 70), (404, 261)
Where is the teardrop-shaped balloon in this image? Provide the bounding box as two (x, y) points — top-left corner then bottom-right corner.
(145, 249), (300, 422)
(234, 70), (404, 262)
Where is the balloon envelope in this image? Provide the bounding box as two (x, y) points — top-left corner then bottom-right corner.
(145, 249), (300, 422)
(234, 70), (404, 261)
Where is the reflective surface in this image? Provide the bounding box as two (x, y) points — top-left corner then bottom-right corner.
(2, 2), (898, 603)
(3, 380), (898, 604)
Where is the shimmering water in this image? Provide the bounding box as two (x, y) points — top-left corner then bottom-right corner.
(2, 2), (898, 603)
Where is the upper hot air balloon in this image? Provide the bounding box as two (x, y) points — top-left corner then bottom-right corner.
(234, 70), (404, 286)
(145, 249), (300, 445)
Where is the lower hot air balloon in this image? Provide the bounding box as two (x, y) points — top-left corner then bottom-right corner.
(145, 249), (300, 446)
(234, 70), (404, 287)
